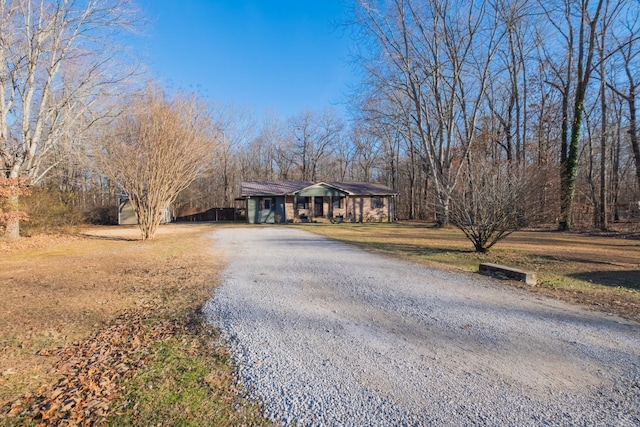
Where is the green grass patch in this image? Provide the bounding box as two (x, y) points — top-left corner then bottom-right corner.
(107, 315), (269, 427)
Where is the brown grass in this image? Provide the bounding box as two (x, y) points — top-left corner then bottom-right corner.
(303, 222), (640, 322)
(0, 224), (222, 408)
(1, 220), (638, 423)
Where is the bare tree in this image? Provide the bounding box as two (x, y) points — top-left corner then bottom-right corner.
(597, 25), (609, 230)
(0, 0), (139, 239)
(539, 0), (625, 230)
(449, 155), (539, 253)
(97, 87), (216, 240)
(290, 109), (343, 181)
(351, 125), (382, 181)
(256, 111), (292, 180)
(353, 85), (417, 217)
(485, 0), (540, 165)
(333, 129), (356, 181)
(355, 0), (501, 226)
(608, 9), (640, 194)
(213, 104), (255, 205)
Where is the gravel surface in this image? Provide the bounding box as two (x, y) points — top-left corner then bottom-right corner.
(204, 227), (640, 426)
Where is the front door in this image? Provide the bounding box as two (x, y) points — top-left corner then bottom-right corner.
(314, 196), (324, 217)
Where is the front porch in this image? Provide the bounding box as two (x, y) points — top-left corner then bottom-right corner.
(286, 188), (348, 223)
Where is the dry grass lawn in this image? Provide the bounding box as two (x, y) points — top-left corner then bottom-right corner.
(1, 225), (206, 401)
(0, 223), (268, 425)
(304, 222), (640, 322)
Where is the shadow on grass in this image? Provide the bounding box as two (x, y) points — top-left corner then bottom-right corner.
(81, 233), (140, 242)
(365, 241), (474, 256)
(569, 270), (640, 290)
(537, 254), (622, 266)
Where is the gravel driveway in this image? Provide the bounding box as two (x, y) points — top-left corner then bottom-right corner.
(204, 227), (640, 426)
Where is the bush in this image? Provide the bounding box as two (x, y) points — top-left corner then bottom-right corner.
(21, 188), (85, 234)
(84, 205), (118, 225)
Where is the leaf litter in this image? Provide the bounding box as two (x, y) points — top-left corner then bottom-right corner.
(1, 304), (182, 425)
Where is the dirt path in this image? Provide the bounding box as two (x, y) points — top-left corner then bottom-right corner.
(206, 227), (640, 426)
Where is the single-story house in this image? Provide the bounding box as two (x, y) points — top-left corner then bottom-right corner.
(238, 181), (397, 224)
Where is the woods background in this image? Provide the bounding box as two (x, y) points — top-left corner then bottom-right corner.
(3, 0), (640, 236)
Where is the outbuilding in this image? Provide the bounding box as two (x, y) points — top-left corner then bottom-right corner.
(117, 194), (173, 225)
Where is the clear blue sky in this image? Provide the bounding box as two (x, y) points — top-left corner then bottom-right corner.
(136, 0), (355, 118)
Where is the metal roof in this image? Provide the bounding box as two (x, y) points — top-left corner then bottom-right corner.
(328, 181), (398, 196)
(240, 181), (313, 196)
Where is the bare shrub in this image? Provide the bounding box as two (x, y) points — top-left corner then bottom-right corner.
(20, 187), (85, 234)
(449, 159), (542, 252)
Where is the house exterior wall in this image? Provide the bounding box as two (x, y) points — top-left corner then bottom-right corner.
(287, 195), (395, 223)
(346, 195), (394, 222)
(247, 196), (286, 224)
(327, 197), (346, 220)
(275, 197), (286, 223)
(247, 195), (395, 223)
(285, 195), (296, 221)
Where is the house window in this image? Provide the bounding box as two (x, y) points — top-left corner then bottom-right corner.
(371, 196), (384, 209)
(260, 198), (274, 211)
(332, 196), (344, 209)
(297, 196), (310, 209)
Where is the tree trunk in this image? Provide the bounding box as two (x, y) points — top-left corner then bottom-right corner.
(435, 190), (450, 227)
(627, 89), (640, 192)
(558, 0), (604, 231)
(559, 63), (586, 231)
(559, 111), (583, 231)
(612, 124), (621, 222)
(3, 193), (21, 240)
(599, 56), (608, 230)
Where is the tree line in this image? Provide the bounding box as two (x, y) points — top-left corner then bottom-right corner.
(2, 0), (640, 244)
(349, 0), (640, 235)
